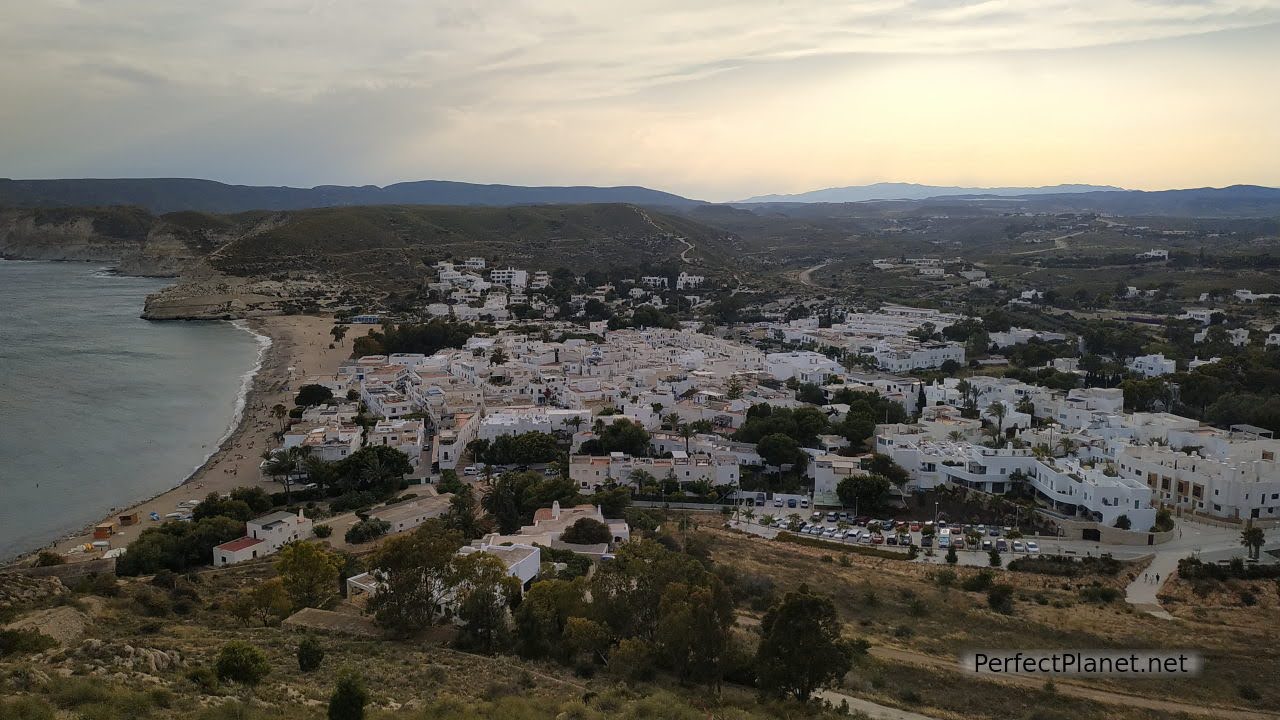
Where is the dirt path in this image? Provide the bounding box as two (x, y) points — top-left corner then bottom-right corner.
(868, 645), (1279, 720)
(1011, 230), (1084, 256)
(797, 260), (832, 287)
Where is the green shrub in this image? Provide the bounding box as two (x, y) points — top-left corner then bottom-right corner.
(344, 518), (391, 544)
(34, 551), (64, 567)
(185, 666), (220, 693)
(0, 629), (57, 657)
(328, 670), (370, 720)
(314, 524), (333, 539)
(0, 695), (55, 720)
(934, 569), (957, 588)
(1078, 585), (1121, 604)
(298, 635), (325, 672)
(961, 570), (995, 592)
(215, 641), (270, 686)
(987, 584), (1015, 614)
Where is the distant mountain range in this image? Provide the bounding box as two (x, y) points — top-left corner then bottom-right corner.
(738, 182), (1123, 204)
(0, 178), (705, 214)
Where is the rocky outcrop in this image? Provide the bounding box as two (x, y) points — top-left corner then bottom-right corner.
(142, 267), (354, 320)
(0, 572), (67, 608)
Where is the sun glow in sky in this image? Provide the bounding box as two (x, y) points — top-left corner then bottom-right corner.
(2, 1), (1278, 200)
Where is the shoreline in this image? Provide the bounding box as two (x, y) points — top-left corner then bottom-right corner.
(5, 312), (352, 567)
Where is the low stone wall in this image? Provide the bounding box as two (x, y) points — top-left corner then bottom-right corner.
(1052, 517), (1177, 546)
(1184, 512), (1280, 530)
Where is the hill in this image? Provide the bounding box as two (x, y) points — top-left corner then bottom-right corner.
(1, 202), (740, 318)
(0, 177), (706, 214)
(738, 182), (1120, 204)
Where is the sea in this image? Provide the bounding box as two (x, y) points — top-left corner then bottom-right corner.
(0, 260), (267, 559)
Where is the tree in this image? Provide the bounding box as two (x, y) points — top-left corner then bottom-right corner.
(442, 485), (489, 540)
(192, 492), (253, 522)
(755, 585), (857, 702)
(230, 577), (292, 626)
(345, 518), (391, 544)
(836, 474), (891, 513)
(514, 578), (586, 660)
(865, 453), (910, 487)
(1113, 514), (1132, 530)
(454, 552), (521, 654)
(757, 433), (804, 470)
(276, 542), (342, 610)
(489, 347), (509, 366)
(796, 383), (826, 405)
(656, 580), (735, 687)
(988, 549), (1002, 568)
(295, 384), (335, 407)
(215, 641), (270, 686)
(1241, 522), (1266, 560)
(328, 670), (370, 720)
(987, 401), (1009, 437)
(297, 635), (325, 672)
(367, 521), (464, 636)
(946, 545), (958, 565)
(563, 616), (611, 666)
(271, 403), (289, 432)
(678, 422), (696, 454)
(330, 325), (349, 344)
(725, 375), (745, 400)
(560, 517), (613, 545)
(590, 539), (710, 642)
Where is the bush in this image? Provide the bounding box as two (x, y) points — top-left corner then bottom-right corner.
(132, 586), (173, 617)
(328, 670), (370, 720)
(934, 569), (957, 588)
(0, 628), (57, 657)
(987, 584), (1015, 614)
(313, 524), (333, 539)
(961, 570), (995, 592)
(215, 641), (271, 686)
(1079, 585), (1122, 604)
(344, 518), (391, 544)
(185, 665), (220, 693)
(1178, 556), (1280, 581)
(329, 491), (379, 514)
(0, 696), (55, 720)
(34, 551), (64, 567)
(988, 549), (1002, 567)
(298, 635), (325, 672)
(1007, 554), (1122, 577)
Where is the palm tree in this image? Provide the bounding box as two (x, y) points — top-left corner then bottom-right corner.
(1056, 436), (1076, 458)
(271, 404), (289, 434)
(662, 412), (681, 431)
(563, 415), (585, 436)
(679, 422), (695, 454)
(1241, 522), (1265, 560)
(760, 514), (776, 527)
(988, 401), (1008, 438)
(743, 507), (756, 524)
(263, 446), (311, 504)
(955, 379), (975, 410)
(947, 430), (965, 443)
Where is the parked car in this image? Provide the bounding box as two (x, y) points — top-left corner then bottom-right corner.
(996, 539), (1008, 552)
(826, 512), (839, 522)
(953, 537), (965, 550)
(1026, 541), (1040, 554)
(1012, 541), (1026, 552)
(982, 540), (993, 551)
(543, 467), (559, 476)
(885, 535), (898, 546)
(463, 465), (479, 476)
(773, 498), (784, 507)
(800, 498), (810, 508)
(921, 535), (934, 548)
(988, 527), (1001, 537)
(811, 511), (823, 521)
(937, 536), (951, 548)
(854, 515), (871, 526)
(871, 534), (885, 545)
(897, 534), (911, 546)
(787, 498), (797, 508)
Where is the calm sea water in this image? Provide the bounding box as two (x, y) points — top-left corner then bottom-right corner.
(0, 261), (265, 558)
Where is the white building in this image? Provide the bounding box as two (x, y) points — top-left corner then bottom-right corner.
(766, 351), (842, 384)
(1127, 353), (1176, 378)
(490, 268), (528, 289)
(213, 510), (314, 566)
(569, 452), (739, 492)
(640, 276), (669, 289)
(811, 454), (867, 506)
(477, 407), (592, 441)
(1135, 248), (1169, 260)
(871, 341), (965, 373)
(463, 257), (487, 270)
(675, 272), (705, 290)
(368, 418), (425, 468)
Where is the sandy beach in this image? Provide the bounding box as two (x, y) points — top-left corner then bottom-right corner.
(36, 314), (355, 561)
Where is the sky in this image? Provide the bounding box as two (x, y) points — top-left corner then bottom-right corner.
(1, 1), (1279, 202)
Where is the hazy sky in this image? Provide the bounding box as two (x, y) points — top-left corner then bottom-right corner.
(2, 1), (1279, 201)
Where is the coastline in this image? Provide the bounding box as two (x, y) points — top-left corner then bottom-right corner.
(8, 313), (352, 566)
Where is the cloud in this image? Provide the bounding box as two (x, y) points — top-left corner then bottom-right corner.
(0, 1), (1277, 198)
